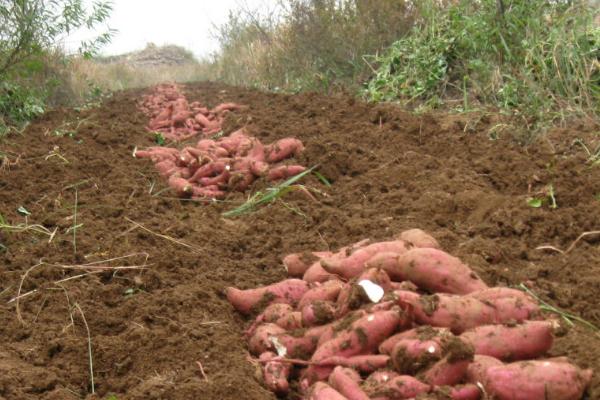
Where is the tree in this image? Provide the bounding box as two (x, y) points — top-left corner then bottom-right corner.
(0, 0), (114, 77)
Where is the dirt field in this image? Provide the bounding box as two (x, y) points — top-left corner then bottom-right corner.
(0, 82), (598, 400)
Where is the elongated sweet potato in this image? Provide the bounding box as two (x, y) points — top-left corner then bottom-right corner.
(465, 355), (503, 384)
(421, 355), (472, 386)
(276, 311), (303, 330)
(246, 303), (294, 337)
(249, 323), (286, 355)
(268, 165), (307, 181)
(329, 366), (370, 400)
(303, 261), (338, 283)
(375, 248), (488, 295)
(306, 309), (403, 382)
(379, 326), (450, 355)
(395, 291), (535, 334)
(259, 352), (291, 395)
(266, 138), (305, 162)
(301, 300), (337, 326)
(168, 175), (192, 197)
(226, 279), (309, 314)
(307, 382), (349, 400)
(391, 338), (443, 374)
(397, 228), (441, 249)
(318, 355), (391, 374)
(364, 370), (431, 399)
(467, 287), (534, 304)
(481, 359), (593, 400)
(321, 240), (410, 279)
(283, 251), (333, 277)
(459, 321), (554, 361)
(298, 280), (345, 309)
(433, 384), (481, 400)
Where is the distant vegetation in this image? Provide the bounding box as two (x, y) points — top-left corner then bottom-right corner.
(209, 0), (599, 135)
(0, 0), (598, 138)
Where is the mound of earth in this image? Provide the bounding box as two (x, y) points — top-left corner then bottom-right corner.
(0, 82), (598, 399)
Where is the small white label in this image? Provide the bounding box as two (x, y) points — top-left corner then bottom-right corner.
(358, 280), (385, 303)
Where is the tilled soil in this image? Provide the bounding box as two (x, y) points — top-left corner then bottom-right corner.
(0, 82), (599, 400)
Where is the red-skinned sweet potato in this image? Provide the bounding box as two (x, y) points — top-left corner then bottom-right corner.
(459, 321), (554, 361)
(259, 351), (292, 395)
(321, 240), (410, 279)
(301, 300), (337, 326)
(298, 280), (345, 309)
(328, 366), (370, 400)
(307, 382), (348, 400)
(226, 279), (309, 315)
(372, 248), (488, 295)
(284, 251), (334, 277)
(364, 370), (431, 400)
(276, 311), (303, 330)
(433, 384), (481, 400)
(249, 323), (286, 355)
(481, 359), (593, 400)
(266, 138), (305, 162)
(397, 228), (441, 249)
(466, 355), (503, 384)
(268, 165), (307, 181)
(379, 326), (451, 355)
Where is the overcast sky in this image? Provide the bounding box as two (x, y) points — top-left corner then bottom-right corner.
(64, 0), (270, 58)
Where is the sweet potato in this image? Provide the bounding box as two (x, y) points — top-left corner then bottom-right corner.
(303, 261), (338, 283)
(467, 287), (535, 304)
(318, 355), (391, 374)
(276, 311), (303, 330)
(191, 185), (225, 199)
(226, 279), (309, 314)
(168, 175), (192, 197)
(321, 240), (410, 279)
(459, 321), (554, 361)
(397, 228), (441, 249)
(433, 384), (481, 400)
(465, 355), (503, 384)
(298, 280), (345, 309)
(266, 138), (305, 162)
(268, 165), (307, 181)
(328, 367), (370, 400)
(246, 303), (294, 337)
(274, 323), (335, 359)
(379, 326), (450, 355)
(481, 359), (593, 400)
(259, 352), (291, 395)
(248, 323), (286, 355)
(421, 355), (472, 387)
(212, 102), (243, 114)
(306, 309), (403, 382)
(391, 338), (443, 374)
(301, 300), (337, 326)
(374, 248), (488, 295)
(394, 291), (529, 334)
(284, 251), (334, 277)
(307, 382), (349, 400)
(364, 371), (431, 400)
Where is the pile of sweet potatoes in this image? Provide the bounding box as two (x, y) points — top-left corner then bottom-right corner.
(226, 229), (593, 399)
(138, 83), (243, 141)
(134, 128), (307, 199)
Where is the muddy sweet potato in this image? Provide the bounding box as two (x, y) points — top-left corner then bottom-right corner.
(397, 228), (441, 249)
(259, 352), (292, 395)
(283, 251), (334, 277)
(321, 240), (410, 279)
(268, 165), (307, 181)
(374, 248), (488, 295)
(248, 323), (286, 355)
(379, 326), (451, 355)
(301, 300), (337, 326)
(298, 280), (345, 309)
(465, 355), (503, 384)
(168, 175), (192, 197)
(276, 311), (303, 330)
(226, 279), (309, 314)
(433, 384), (481, 400)
(266, 138), (305, 162)
(307, 382), (349, 400)
(303, 261), (338, 283)
(391, 338), (444, 374)
(459, 321), (554, 361)
(364, 371), (431, 400)
(246, 303), (294, 337)
(328, 366), (370, 400)
(318, 355), (391, 374)
(480, 359), (593, 400)
(305, 309), (403, 382)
